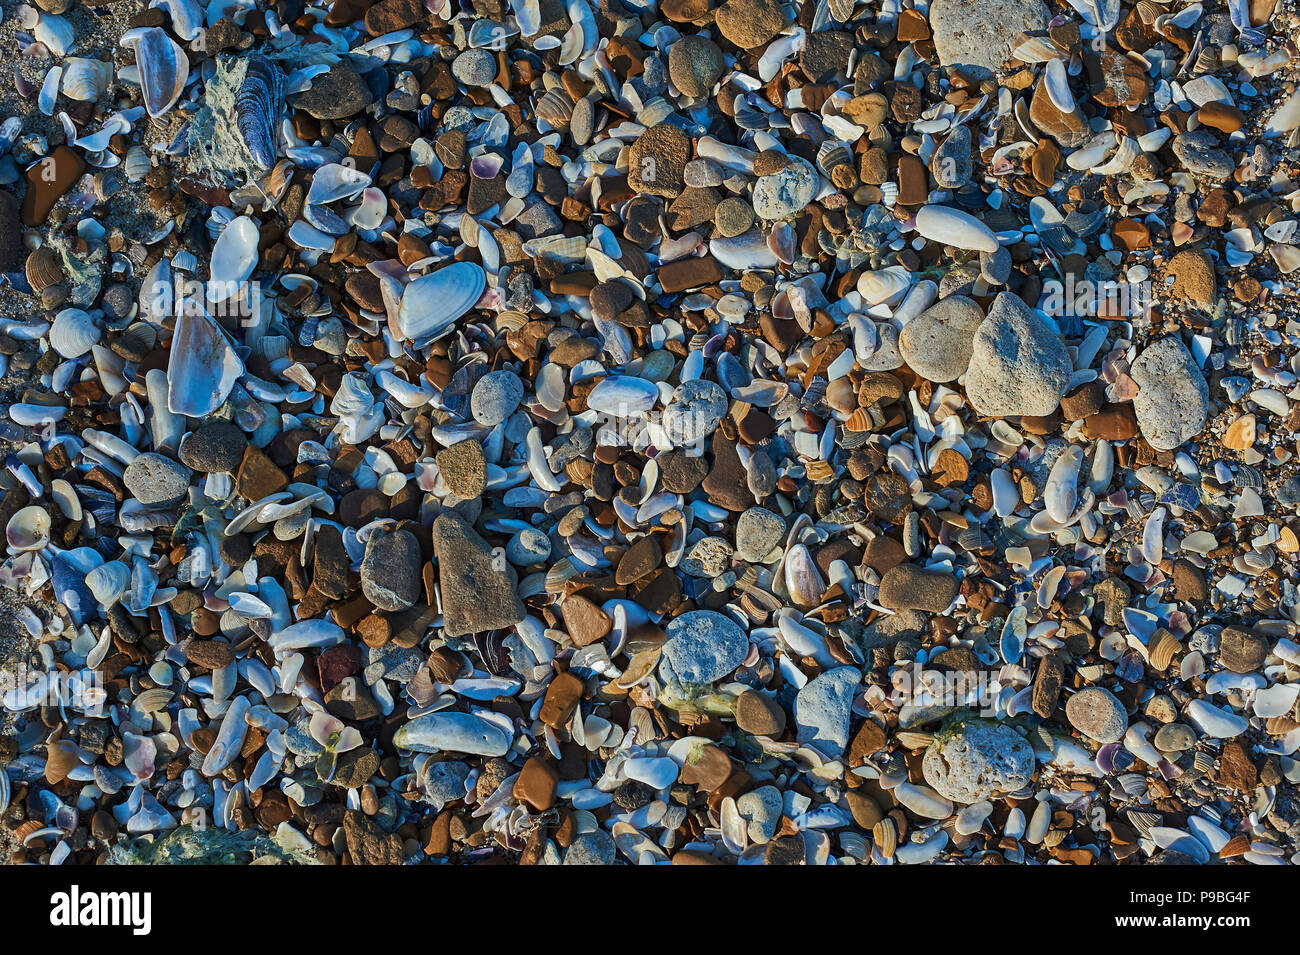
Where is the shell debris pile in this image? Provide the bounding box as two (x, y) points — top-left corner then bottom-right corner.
(0, 0), (1298, 866)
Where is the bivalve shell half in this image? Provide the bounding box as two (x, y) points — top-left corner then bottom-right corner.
(26, 247), (62, 292)
(397, 262), (487, 342)
(119, 26), (189, 118)
(7, 506), (51, 552)
(1147, 629), (1181, 671)
(49, 308), (99, 359)
(208, 215), (260, 301)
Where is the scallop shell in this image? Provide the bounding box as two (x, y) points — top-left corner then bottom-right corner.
(7, 506), (51, 551)
(26, 247), (62, 292)
(397, 262), (487, 342)
(120, 27), (189, 118)
(235, 55), (285, 171)
(1147, 629), (1181, 671)
(535, 89), (575, 130)
(49, 308), (99, 359)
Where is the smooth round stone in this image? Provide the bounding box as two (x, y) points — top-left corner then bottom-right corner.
(1065, 687), (1128, 743)
(623, 756), (679, 789)
(451, 49), (497, 87)
(667, 35), (724, 98)
(660, 610), (749, 684)
(1153, 722), (1196, 753)
(471, 370), (524, 426)
(393, 711), (511, 756)
(921, 719), (1036, 803)
(734, 506), (785, 563)
(752, 155), (817, 221)
(123, 452), (192, 506)
(506, 527), (551, 565)
(735, 688), (786, 736)
(178, 421), (247, 473)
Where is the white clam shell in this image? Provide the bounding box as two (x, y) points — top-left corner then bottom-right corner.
(61, 58), (112, 102)
(856, 266), (912, 307)
(307, 163), (372, 205)
(397, 262), (486, 341)
(49, 308), (99, 359)
(208, 215), (260, 301)
(86, 561), (130, 608)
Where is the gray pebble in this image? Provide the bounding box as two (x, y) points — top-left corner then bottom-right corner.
(471, 369), (524, 426)
(123, 453), (192, 507)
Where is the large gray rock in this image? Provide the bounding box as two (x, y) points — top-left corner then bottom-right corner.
(964, 292), (1071, 417)
(794, 666), (861, 757)
(660, 610), (748, 684)
(432, 512), (526, 636)
(930, 0), (1052, 81)
(898, 295), (985, 383)
(922, 719), (1036, 803)
(360, 528), (421, 611)
(1130, 337), (1209, 451)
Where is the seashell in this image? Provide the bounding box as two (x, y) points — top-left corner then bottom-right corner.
(7, 506), (51, 552)
(1091, 137), (1138, 176)
(783, 543), (826, 607)
(150, 0), (205, 41)
(709, 231), (778, 270)
(857, 266), (912, 306)
(397, 262), (487, 342)
(49, 308), (99, 359)
(120, 27), (189, 118)
(1043, 58), (1076, 114)
(35, 14), (75, 57)
(535, 88), (574, 130)
(873, 817), (898, 858)
(166, 308), (245, 417)
(306, 162), (371, 205)
(913, 205), (999, 253)
(208, 215), (259, 301)
(26, 247), (62, 292)
(1147, 629), (1180, 671)
(61, 58), (112, 102)
(86, 561), (130, 608)
(816, 140), (852, 179)
(235, 55), (285, 171)
(586, 375), (659, 415)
